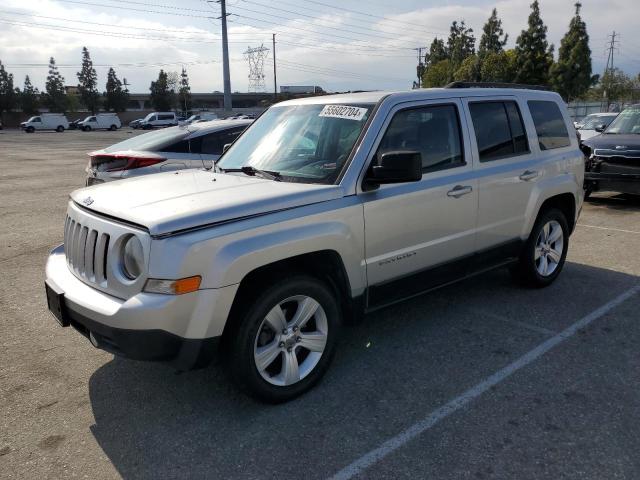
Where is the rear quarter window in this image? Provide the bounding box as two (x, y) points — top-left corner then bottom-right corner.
(527, 100), (571, 150)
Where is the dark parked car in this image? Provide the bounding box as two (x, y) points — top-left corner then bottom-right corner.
(581, 104), (640, 198)
(68, 118), (83, 130)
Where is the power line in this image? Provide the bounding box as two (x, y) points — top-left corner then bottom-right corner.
(295, 0), (436, 30)
(240, 0), (448, 37)
(229, 2), (417, 43)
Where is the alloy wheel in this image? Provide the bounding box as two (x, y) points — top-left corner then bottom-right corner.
(253, 295), (328, 387)
(534, 220), (564, 277)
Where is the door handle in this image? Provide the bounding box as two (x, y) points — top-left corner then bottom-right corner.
(519, 170), (539, 181)
(447, 185), (473, 198)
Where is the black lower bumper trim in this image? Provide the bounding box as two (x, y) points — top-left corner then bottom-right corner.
(66, 308), (219, 370)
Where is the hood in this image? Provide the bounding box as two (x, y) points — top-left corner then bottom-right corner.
(71, 169), (344, 236)
(582, 134), (640, 152)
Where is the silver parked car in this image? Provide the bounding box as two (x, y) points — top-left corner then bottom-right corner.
(85, 119), (252, 185)
(46, 86), (583, 402)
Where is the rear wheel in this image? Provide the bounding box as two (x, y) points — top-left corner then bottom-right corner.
(109, 124), (117, 131)
(227, 275), (340, 403)
(511, 208), (569, 288)
(56, 125), (64, 132)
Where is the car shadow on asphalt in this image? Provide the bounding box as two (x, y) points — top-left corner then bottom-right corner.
(86, 262), (639, 479)
(586, 193), (640, 212)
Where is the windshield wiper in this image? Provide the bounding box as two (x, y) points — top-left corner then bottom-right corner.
(220, 165), (281, 181)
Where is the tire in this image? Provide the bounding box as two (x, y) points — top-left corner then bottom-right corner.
(511, 208), (569, 288)
(109, 124), (117, 131)
(56, 125), (64, 132)
(26, 126), (35, 133)
(226, 275), (340, 403)
(84, 125), (91, 132)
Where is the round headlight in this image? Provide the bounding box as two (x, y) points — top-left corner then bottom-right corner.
(122, 236), (144, 280)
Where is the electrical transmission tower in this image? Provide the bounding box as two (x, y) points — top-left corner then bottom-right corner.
(602, 31), (620, 110)
(243, 44), (270, 92)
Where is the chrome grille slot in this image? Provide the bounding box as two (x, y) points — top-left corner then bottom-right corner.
(64, 215), (110, 285)
(94, 233), (110, 283)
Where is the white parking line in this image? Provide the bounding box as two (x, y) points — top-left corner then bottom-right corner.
(577, 224), (640, 235)
(328, 284), (640, 480)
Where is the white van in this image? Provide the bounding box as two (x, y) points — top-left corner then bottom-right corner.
(21, 114), (69, 133)
(139, 112), (178, 129)
(79, 113), (122, 131)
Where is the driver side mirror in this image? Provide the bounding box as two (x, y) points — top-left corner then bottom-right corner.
(595, 124), (606, 133)
(363, 150), (422, 191)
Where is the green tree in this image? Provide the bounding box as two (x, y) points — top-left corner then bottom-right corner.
(549, 3), (593, 101)
(600, 68), (634, 105)
(149, 69), (175, 111)
(478, 8), (508, 58)
(103, 67), (129, 112)
(424, 37), (448, 67)
(0, 60), (18, 115)
(514, 0), (554, 85)
(480, 50), (516, 82)
(447, 20), (475, 68)
(454, 55), (480, 82)
(422, 59), (454, 87)
(178, 67), (192, 114)
(77, 47), (100, 113)
(21, 75), (40, 114)
(45, 57), (68, 112)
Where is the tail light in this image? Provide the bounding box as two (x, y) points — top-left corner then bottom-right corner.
(89, 152), (166, 172)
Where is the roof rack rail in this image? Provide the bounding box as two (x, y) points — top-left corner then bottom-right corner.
(444, 82), (550, 91)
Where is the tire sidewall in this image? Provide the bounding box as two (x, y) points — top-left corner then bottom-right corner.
(523, 208), (569, 287)
(229, 275), (340, 403)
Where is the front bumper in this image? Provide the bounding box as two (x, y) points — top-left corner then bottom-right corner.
(45, 244), (238, 369)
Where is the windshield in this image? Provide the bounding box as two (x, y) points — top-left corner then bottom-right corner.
(103, 127), (189, 153)
(144, 113), (155, 121)
(580, 115), (616, 130)
(83, 116), (94, 122)
(217, 103), (373, 183)
(605, 108), (640, 134)
(186, 115), (199, 122)
(28, 116), (39, 122)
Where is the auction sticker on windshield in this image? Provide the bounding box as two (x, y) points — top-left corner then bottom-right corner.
(319, 105), (368, 121)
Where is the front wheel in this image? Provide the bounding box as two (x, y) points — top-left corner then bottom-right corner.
(26, 126), (35, 133)
(511, 208), (569, 288)
(227, 275), (340, 403)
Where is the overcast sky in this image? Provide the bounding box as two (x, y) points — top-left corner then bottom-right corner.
(1, 0), (639, 93)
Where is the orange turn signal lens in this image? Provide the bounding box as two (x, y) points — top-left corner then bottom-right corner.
(143, 276), (201, 295)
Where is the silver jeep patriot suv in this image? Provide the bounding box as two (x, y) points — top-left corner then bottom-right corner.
(45, 85), (583, 402)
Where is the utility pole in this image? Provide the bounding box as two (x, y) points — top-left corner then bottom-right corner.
(272, 33), (277, 100)
(602, 31), (619, 110)
(412, 46), (428, 89)
(217, 0), (232, 112)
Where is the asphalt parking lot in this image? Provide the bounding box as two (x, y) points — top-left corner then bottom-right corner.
(1, 128), (639, 479)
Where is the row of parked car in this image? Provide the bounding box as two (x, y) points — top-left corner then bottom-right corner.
(18, 111), (258, 133)
(129, 112), (257, 129)
(20, 113), (122, 132)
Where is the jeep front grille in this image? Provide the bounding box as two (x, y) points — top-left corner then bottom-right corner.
(64, 215), (110, 283)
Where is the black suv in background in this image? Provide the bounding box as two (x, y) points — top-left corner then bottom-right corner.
(582, 104), (640, 198)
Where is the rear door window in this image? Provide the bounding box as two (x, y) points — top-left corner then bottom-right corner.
(527, 100), (571, 150)
(469, 101), (529, 162)
(195, 126), (248, 155)
(158, 114), (174, 121)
